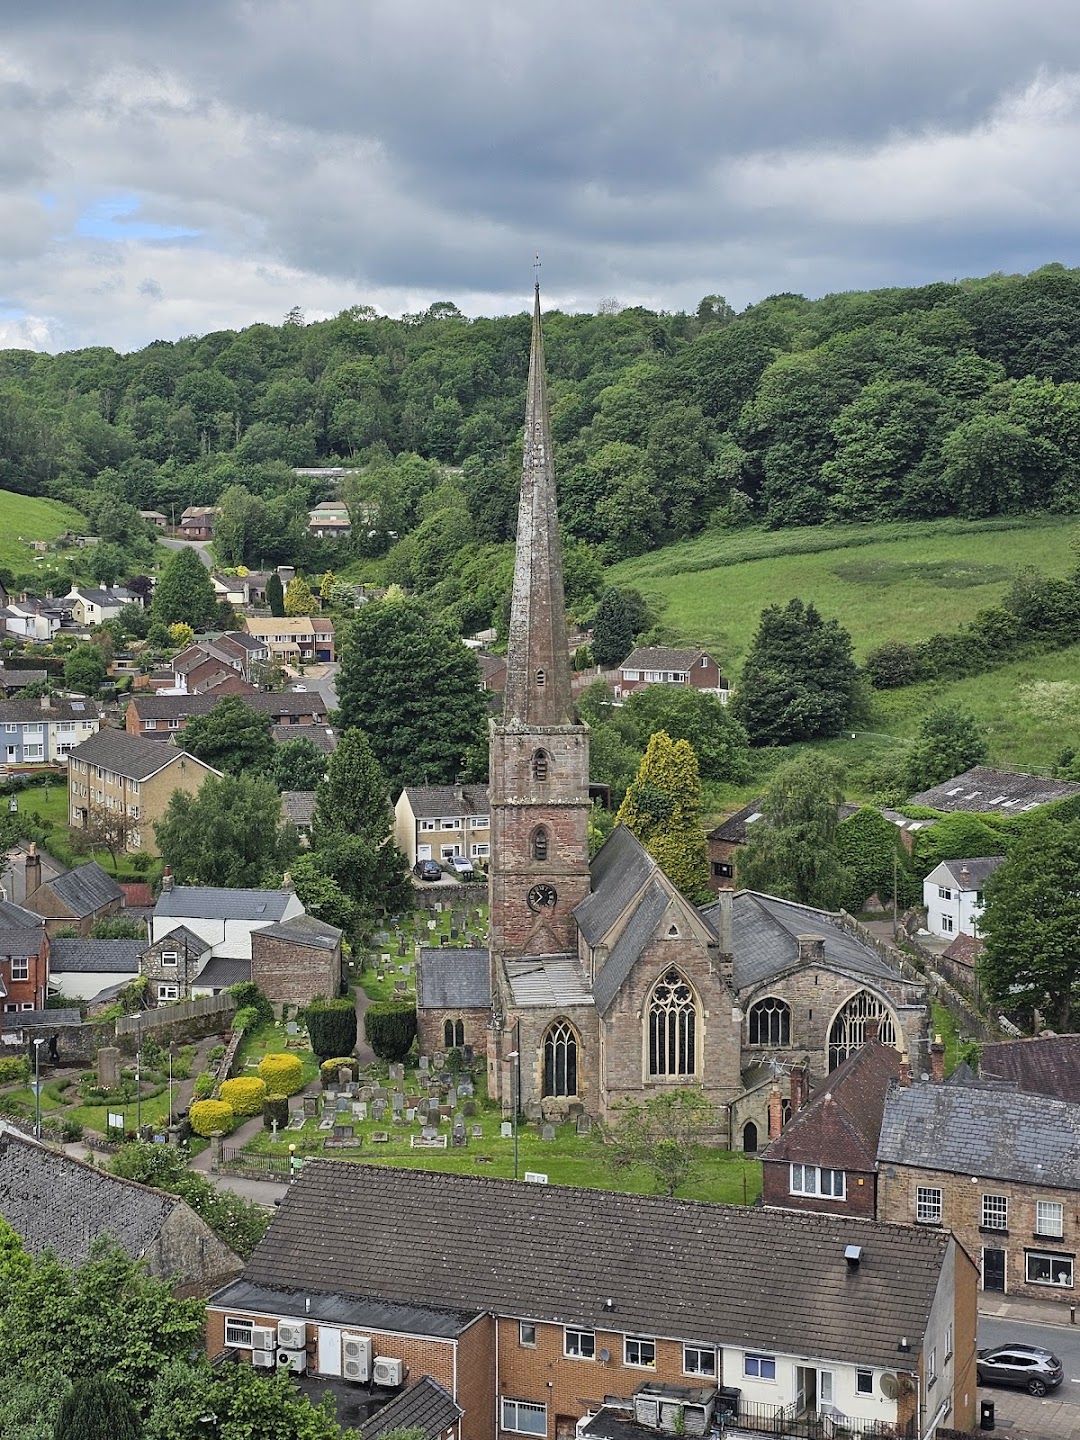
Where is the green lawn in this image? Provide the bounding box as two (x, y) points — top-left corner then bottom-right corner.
(233, 1020), (321, 1089)
(609, 516), (1077, 671)
(17, 781), (162, 881)
(0, 489), (87, 576)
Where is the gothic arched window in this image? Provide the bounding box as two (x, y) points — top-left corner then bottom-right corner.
(532, 750), (549, 782)
(532, 827), (549, 861)
(444, 1018), (465, 1049)
(543, 1020), (578, 1097)
(648, 969), (697, 1078)
(748, 997), (791, 1047)
(828, 991), (897, 1070)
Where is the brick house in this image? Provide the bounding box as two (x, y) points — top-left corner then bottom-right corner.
(22, 848), (123, 935)
(705, 799), (764, 891)
(0, 899), (49, 1013)
(249, 913), (343, 1007)
(67, 729), (221, 852)
(125, 690), (327, 740)
(416, 948), (491, 1057)
(179, 506), (219, 539)
(877, 1078), (1080, 1303)
(615, 646), (729, 701)
(394, 782), (491, 868)
(205, 1163), (976, 1440)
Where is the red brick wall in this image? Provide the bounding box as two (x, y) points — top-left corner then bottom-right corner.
(761, 1160), (877, 1217)
(0, 936), (49, 1010)
(458, 1315), (496, 1440)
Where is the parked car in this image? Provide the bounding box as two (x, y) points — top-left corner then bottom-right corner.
(976, 1344), (1064, 1396)
(413, 859), (442, 882)
(449, 856), (475, 878)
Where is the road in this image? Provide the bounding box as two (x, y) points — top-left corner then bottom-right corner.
(980, 1315), (1080, 1406)
(160, 536), (213, 569)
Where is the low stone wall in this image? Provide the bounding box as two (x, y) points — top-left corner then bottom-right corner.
(409, 881), (487, 913)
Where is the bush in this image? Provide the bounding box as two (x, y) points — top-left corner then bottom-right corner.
(364, 1001), (418, 1061)
(305, 998), (357, 1062)
(189, 1099), (235, 1136)
(258, 1052), (304, 1098)
(228, 981), (274, 1027)
(192, 1072), (216, 1101)
(60, 1118), (84, 1144)
(320, 1056), (359, 1086)
(232, 1006), (259, 1034)
(863, 640), (926, 690)
(207, 1044), (226, 1065)
(219, 1077), (267, 1116)
(263, 1096), (289, 1130)
(0, 1055), (30, 1085)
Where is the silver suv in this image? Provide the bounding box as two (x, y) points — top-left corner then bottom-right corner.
(977, 1344), (1064, 1396)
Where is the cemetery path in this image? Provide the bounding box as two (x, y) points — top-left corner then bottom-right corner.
(354, 985), (377, 1067)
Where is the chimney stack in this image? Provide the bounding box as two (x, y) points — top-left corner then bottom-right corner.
(865, 1016), (881, 1044)
(281, 871), (295, 893)
(715, 888), (733, 965)
(453, 774), (465, 807)
(790, 1063), (808, 1116)
(161, 866), (174, 893)
(930, 1034), (946, 1084)
(24, 842), (41, 899)
(767, 1083), (784, 1140)
(797, 934), (825, 966)
(39, 692), (50, 711)
(899, 1050), (911, 1087)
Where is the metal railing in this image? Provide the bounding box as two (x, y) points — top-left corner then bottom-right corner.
(732, 1399), (914, 1440)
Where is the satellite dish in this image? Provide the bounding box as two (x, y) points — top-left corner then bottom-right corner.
(879, 1373), (899, 1400)
(598, 1348), (611, 1363)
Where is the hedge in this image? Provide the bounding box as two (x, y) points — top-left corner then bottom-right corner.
(219, 1077), (267, 1116)
(189, 1100), (235, 1137)
(259, 1052), (304, 1098)
(263, 1096), (289, 1130)
(320, 1056), (359, 1085)
(364, 1001), (418, 1062)
(228, 981), (274, 1027)
(305, 998), (357, 1062)
(0, 1055), (30, 1085)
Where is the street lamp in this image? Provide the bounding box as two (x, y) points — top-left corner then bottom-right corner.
(505, 1049), (521, 1181)
(135, 1012), (143, 1136)
(32, 1038), (44, 1138)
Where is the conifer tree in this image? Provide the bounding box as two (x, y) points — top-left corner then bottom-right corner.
(319, 570), (335, 601)
(266, 571), (285, 617)
(284, 574), (315, 616)
(616, 730), (709, 898)
(151, 546), (217, 630)
(591, 587), (635, 667)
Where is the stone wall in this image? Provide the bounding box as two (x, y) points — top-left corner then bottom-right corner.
(409, 882), (487, 913)
(416, 1006), (489, 1062)
(250, 933), (340, 1007)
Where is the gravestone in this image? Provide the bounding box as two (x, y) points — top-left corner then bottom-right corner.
(336, 1093), (350, 1112)
(576, 1115), (592, 1136)
(457, 1079), (474, 1097)
(391, 1090), (404, 1112)
(438, 1104), (453, 1122)
(462, 1099), (477, 1117)
(359, 1085), (375, 1101)
(97, 1047), (121, 1090)
(471, 1124), (484, 1139)
(286, 1021), (299, 1035)
(394, 979), (408, 993)
(333, 1124), (354, 1139)
(422, 1125), (438, 1141)
(346, 1081), (359, 1097)
(450, 928), (458, 940)
(501, 1121), (513, 1139)
(372, 1131), (389, 1143)
(434, 1051), (445, 1069)
(371, 1099), (386, 1123)
(318, 1113), (335, 1130)
(338, 1066), (352, 1087)
(419, 1056), (430, 1073)
(428, 919), (437, 931)
(452, 1116), (467, 1147)
(542, 1124), (556, 1142)
(446, 1085), (457, 1106)
(287, 1112), (305, 1130)
(406, 1108), (416, 1122)
(303, 1095), (319, 1118)
(389, 1062), (404, 1082)
(462, 1046), (474, 1064)
(354, 1101), (368, 1121)
(393, 1109), (406, 1124)
(372, 1087), (388, 1100)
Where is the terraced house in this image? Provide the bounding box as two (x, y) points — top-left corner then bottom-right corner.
(67, 729), (220, 851)
(0, 696), (100, 764)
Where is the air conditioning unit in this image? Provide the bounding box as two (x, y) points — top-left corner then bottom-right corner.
(277, 1319), (306, 1351)
(373, 1356), (404, 1387)
(252, 1348), (275, 1369)
(277, 1348), (307, 1374)
(252, 1326), (275, 1351)
(342, 1333), (372, 1383)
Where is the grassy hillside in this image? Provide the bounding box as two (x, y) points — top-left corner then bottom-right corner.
(609, 516), (1077, 671)
(0, 490), (87, 575)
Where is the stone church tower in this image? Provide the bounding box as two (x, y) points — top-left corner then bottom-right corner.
(488, 285), (591, 969)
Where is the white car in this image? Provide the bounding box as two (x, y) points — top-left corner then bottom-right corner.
(449, 856), (475, 878)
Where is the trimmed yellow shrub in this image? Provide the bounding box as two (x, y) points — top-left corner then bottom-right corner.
(189, 1099), (235, 1137)
(320, 1056), (358, 1085)
(259, 1052), (304, 1099)
(219, 1077), (267, 1116)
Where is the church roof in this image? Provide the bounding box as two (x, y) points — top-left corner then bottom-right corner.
(418, 948), (491, 1010)
(504, 954), (593, 1009)
(593, 878), (671, 1014)
(575, 824), (655, 946)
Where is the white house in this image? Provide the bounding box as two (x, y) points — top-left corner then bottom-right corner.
(393, 781), (490, 867)
(0, 597), (73, 643)
(151, 878), (306, 959)
(922, 856), (1005, 939)
(47, 938), (141, 1002)
(65, 585), (139, 627)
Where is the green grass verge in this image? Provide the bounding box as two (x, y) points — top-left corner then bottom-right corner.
(233, 1020), (321, 1089)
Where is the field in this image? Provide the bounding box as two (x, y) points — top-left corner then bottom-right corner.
(609, 516), (1077, 671)
(0, 490), (87, 575)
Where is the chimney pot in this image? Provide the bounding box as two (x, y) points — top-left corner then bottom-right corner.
(161, 866), (174, 893)
(930, 1034), (946, 1084)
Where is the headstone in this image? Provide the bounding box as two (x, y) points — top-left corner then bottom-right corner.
(336, 1093), (350, 1112)
(457, 1078), (474, 1097)
(450, 928), (458, 940)
(287, 1112), (305, 1130)
(97, 1047), (121, 1090)
(452, 1116), (467, 1147)
(435, 901), (443, 913)
(434, 1051), (445, 1069)
(393, 1109), (406, 1124)
(446, 1085), (457, 1106)
(372, 1131), (389, 1143)
(373, 1087), (388, 1100)
(471, 1124), (484, 1139)
(389, 1062), (404, 1082)
(338, 1066), (352, 1087)
(359, 1085), (375, 1101)
(303, 1095), (318, 1118)
(422, 1125), (438, 1141)
(318, 1113), (335, 1130)
(286, 1021), (299, 1035)
(346, 1081), (359, 1097)
(354, 1102), (368, 1121)
(394, 979), (408, 992)
(419, 1056), (430, 1073)
(428, 919), (437, 931)
(501, 1121), (513, 1139)
(462, 1045), (473, 1064)
(576, 1115), (592, 1136)
(542, 1124), (556, 1142)
(439, 1104), (453, 1122)
(371, 1099), (386, 1123)
(406, 1107), (416, 1122)
(462, 1099), (476, 1117)
(391, 1090), (404, 1112)
(333, 1124), (354, 1139)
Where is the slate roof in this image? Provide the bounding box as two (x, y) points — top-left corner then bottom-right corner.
(401, 783), (489, 820)
(281, 790), (316, 826)
(242, 1163), (953, 1371)
(41, 860), (123, 918)
(0, 1130), (177, 1265)
(70, 586), (137, 607)
(150, 923), (211, 956)
(130, 691), (324, 720)
(0, 898), (45, 958)
(156, 886), (296, 922)
(210, 1277), (474, 1339)
(706, 798), (765, 844)
(0, 668), (47, 692)
(68, 727), (219, 781)
(0, 898), (44, 930)
(0, 697), (100, 723)
(575, 824), (655, 946)
(505, 954), (594, 1009)
(1, 1009), (80, 1030)
(257, 913), (342, 950)
(366, 1378), (463, 1440)
(878, 1081), (1080, 1188)
(274, 724), (337, 752)
(762, 1042), (902, 1171)
(593, 878), (671, 1014)
(978, 1034), (1080, 1104)
(620, 645), (709, 671)
(48, 938), (142, 974)
(418, 948), (491, 1009)
(196, 956), (252, 989)
(909, 765), (1080, 814)
(933, 856), (1006, 889)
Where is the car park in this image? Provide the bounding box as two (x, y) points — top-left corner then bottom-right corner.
(413, 859), (442, 881)
(976, 1344), (1064, 1396)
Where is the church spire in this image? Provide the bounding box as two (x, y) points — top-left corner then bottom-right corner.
(503, 282), (574, 729)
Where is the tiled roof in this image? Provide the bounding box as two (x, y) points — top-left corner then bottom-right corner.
(196, 956), (252, 989)
(274, 724), (337, 752)
(150, 924), (211, 957)
(156, 886), (296, 922)
(978, 1034), (1080, 1104)
(762, 1042), (902, 1170)
(257, 913), (341, 950)
(242, 1164), (952, 1372)
(281, 790), (316, 826)
(0, 697), (100, 723)
(593, 878), (670, 1014)
(1, 1008), (80, 1030)
(366, 1378), (462, 1440)
(400, 783), (489, 820)
(909, 765), (1080, 814)
(48, 938), (142, 975)
(41, 860), (123, 918)
(878, 1081), (1080, 1188)
(418, 948), (491, 1009)
(942, 933), (983, 968)
(68, 728), (219, 782)
(706, 799), (765, 844)
(575, 824), (654, 946)
(0, 899), (44, 931)
(130, 691), (324, 720)
(620, 645), (708, 671)
(504, 953), (594, 1009)
(69, 586), (137, 607)
(0, 668), (47, 691)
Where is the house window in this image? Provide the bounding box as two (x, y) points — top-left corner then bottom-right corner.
(3, 724), (15, 734)
(744, 1353), (776, 1381)
(683, 1346), (716, 1377)
(711, 862), (734, 879)
(748, 997), (790, 1046)
(982, 1194), (1008, 1231)
(420, 819), (438, 832)
(23, 744), (42, 761)
(10, 958), (29, 982)
(144, 719), (157, 730)
(1037, 1201), (1065, 1239)
(856, 1370), (873, 1396)
(624, 1337), (656, 1369)
(790, 1164), (845, 1199)
(939, 887), (952, 901)
(532, 750), (549, 782)
(917, 1186), (943, 1224)
(443, 1019), (465, 1049)
(161, 952), (179, 968)
(543, 1020), (578, 1097)
(519, 1322), (537, 1348)
(940, 914), (954, 934)
(158, 984), (180, 1002)
(502, 1399), (547, 1435)
(471, 843), (490, 859)
(927, 1348), (937, 1388)
(532, 827), (549, 861)
(648, 969), (697, 1077)
(225, 1318), (254, 1348)
(441, 818), (461, 830)
(470, 815), (490, 828)
(945, 1324), (953, 1360)
(1026, 1252), (1074, 1287)
(827, 991), (896, 1069)
(564, 1328), (595, 1359)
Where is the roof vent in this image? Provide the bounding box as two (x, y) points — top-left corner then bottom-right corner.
(845, 1244), (862, 1268)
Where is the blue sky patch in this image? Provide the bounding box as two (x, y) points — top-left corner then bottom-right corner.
(75, 194), (199, 242)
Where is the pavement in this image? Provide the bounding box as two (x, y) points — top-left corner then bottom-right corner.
(978, 1294), (1080, 1437)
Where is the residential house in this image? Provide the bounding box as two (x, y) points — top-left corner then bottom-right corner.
(0, 695), (100, 764)
(307, 503), (352, 539)
(206, 1164), (977, 1440)
(65, 584), (139, 627)
(0, 899), (49, 1013)
(281, 790), (316, 834)
(0, 595), (74, 643)
(921, 857), (1005, 940)
(877, 1077), (1080, 1302)
(415, 947), (490, 1058)
(241, 615), (335, 664)
(0, 667), (47, 697)
(22, 848), (123, 936)
(47, 937), (142, 1002)
(477, 652), (507, 694)
(141, 923), (212, 1005)
(977, 1033), (1080, 1104)
(0, 1128), (241, 1296)
(909, 765), (1080, 815)
(140, 510), (168, 528)
(249, 914), (343, 1008)
(274, 723), (337, 753)
(616, 646), (729, 701)
(394, 782), (491, 868)
(67, 728), (221, 851)
(151, 876), (306, 959)
(180, 506), (219, 539)
(125, 690), (326, 740)
(170, 638), (255, 693)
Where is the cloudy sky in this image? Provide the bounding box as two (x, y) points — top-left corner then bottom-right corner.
(2, 0), (1080, 353)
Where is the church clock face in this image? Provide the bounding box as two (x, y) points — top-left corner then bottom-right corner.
(527, 882), (558, 913)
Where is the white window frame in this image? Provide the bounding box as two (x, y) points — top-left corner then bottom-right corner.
(161, 951), (179, 968)
(624, 1336), (656, 1369)
(10, 958), (29, 981)
(1026, 1251), (1073, 1288)
(916, 1186), (943, 1224)
(744, 1353), (777, 1381)
(939, 886), (952, 900)
(225, 1317), (254, 1348)
(144, 719), (157, 730)
(683, 1345), (716, 1377)
(982, 1193), (1008, 1231)
(926, 1348), (937, 1389)
(441, 817), (461, 830)
(1037, 1201), (1064, 1239)
(519, 1321), (537, 1348)
(471, 843), (490, 859)
(419, 819), (438, 832)
(471, 814), (490, 828)
(501, 1399), (547, 1435)
(790, 1163), (845, 1199)
(856, 1370), (873, 1396)
(564, 1328), (596, 1360)
(940, 914), (954, 934)
(4, 724), (15, 734)
(157, 983), (180, 1002)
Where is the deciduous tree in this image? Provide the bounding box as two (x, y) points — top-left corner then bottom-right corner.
(155, 774), (291, 887)
(739, 754), (851, 909)
(151, 547), (217, 630)
(179, 696), (275, 777)
(284, 574), (315, 616)
(63, 644), (107, 696)
(733, 599), (859, 746)
(602, 1089), (716, 1197)
(903, 706), (988, 794)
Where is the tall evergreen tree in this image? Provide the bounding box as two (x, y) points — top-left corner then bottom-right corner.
(733, 598), (859, 746)
(615, 730), (709, 898)
(284, 574), (315, 616)
(314, 729), (392, 842)
(591, 587), (635, 666)
(151, 547), (217, 630)
(738, 754), (850, 908)
(266, 571), (285, 617)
